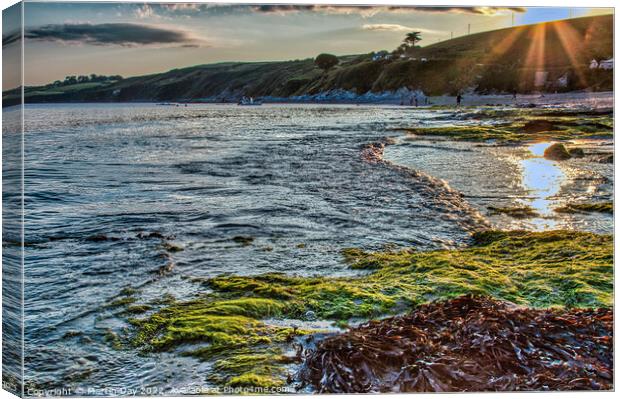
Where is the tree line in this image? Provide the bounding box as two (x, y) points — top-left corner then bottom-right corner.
(314, 31), (423, 72)
(50, 74), (123, 87)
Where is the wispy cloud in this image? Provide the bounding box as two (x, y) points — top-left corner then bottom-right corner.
(130, 4), (526, 18)
(249, 5), (526, 16)
(412, 6), (526, 15)
(2, 30), (21, 47)
(134, 4), (158, 19)
(3, 23), (206, 48)
(362, 24), (444, 34)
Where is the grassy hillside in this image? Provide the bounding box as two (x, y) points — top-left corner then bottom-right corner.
(3, 15), (612, 106)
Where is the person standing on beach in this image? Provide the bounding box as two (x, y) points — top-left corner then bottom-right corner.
(456, 94), (462, 107)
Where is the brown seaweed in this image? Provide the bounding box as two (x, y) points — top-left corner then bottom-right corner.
(300, 295), (612, 393)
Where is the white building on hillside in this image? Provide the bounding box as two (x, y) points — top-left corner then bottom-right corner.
(372, 51), (391, 61)
(599, 58), (613, 69)
(590, 58), (613, 70)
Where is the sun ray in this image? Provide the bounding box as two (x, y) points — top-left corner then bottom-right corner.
(521, 23), (549, 91)
(525, 24), (547, 71)
(484, 26), (527, 62)
(552, 20), (589, 88)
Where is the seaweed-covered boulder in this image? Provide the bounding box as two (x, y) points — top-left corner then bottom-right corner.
(568, 147), (585, 158)
(544, 143), (571, 160)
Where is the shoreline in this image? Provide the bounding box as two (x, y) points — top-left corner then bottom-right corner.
(5, 90), (614, 109)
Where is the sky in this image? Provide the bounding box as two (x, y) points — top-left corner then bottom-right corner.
(1, 2), (614, 89)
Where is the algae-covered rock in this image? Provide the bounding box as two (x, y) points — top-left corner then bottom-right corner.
(555, 202), (613, 214)
(488, 205), (539, 218)
(522, 119), (562, 133)
(543, 143), (571, 160)
(568, 148), (585, 158)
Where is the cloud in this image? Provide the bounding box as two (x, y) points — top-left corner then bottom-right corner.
(134, 4), (158, 19)
(362, 24), (444, 34)
(160, 3), (203, 12)
(2, 30), (21, 47)
(10, 23), (205, 47)
(248, 5), (526, 16)
(404, 6), (527, 15)
(127, 4), (526, 19)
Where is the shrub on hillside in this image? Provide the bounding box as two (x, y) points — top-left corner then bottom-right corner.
(315, 54), (339, 72)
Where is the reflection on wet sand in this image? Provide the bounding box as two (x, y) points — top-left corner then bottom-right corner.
(385, 136), (612, 234)
(520, 142), (565, 228)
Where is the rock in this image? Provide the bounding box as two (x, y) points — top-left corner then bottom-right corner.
(599, 154), (613, 163)
(544, 143), (571, 161)
(232, 236), (254, 246)
(522, 120), (562, 133)
(568, 148), (585, 158)
(304, 310), (317, 321)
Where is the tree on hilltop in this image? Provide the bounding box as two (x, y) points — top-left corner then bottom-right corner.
(315, 53), (339, 72)
(404, 32), (422, 47)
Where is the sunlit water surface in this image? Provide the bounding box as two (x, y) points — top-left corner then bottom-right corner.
(385, 137), (612, 232)
(3, 103), (612, 392)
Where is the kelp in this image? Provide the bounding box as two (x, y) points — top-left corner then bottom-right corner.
(301, 295), (613, 393)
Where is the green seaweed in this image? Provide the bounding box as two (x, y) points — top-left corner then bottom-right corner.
(126, 230), (612, 388)
(400, 110), (613, 142)
(555, 202), (613, 214)
(107, 296), (137, 308)
(119, 287), (139, 296)
(123, 304), (152, 314)
(488, 205), (539, 218)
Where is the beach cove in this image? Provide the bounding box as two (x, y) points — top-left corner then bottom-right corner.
(6, 96), (612, 393)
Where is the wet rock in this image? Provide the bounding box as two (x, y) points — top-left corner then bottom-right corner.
(232, 236), (254, 246)
(523, 120), (562, 133)
(487, 205), (539, 219)
(84, 234), (120, 242)
(136, 231), (175, 240)
(162, 242), (184, 252)
(62, 331), (83, 339)
(568, 148), (585, 158)
(304, 310), (317, 321)
(543, 143), (571, 160)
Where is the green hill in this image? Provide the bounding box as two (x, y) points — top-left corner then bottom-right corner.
(3, 14), (613, 106)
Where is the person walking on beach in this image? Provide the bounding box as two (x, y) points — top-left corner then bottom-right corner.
(456, 94), (462, 107)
